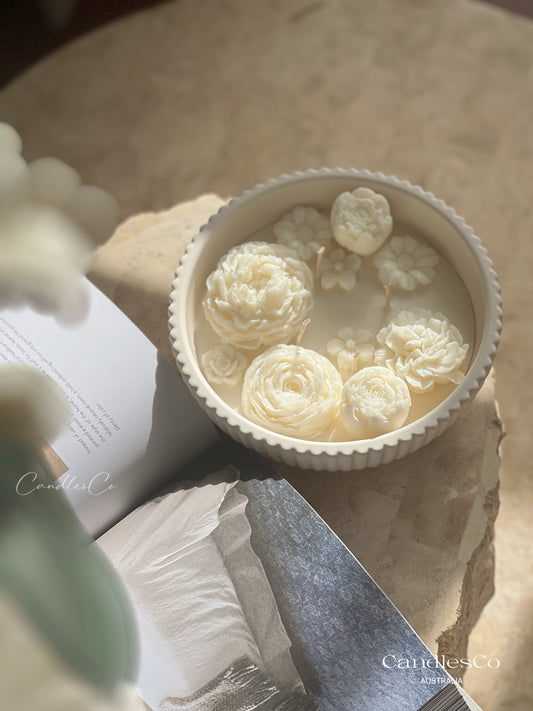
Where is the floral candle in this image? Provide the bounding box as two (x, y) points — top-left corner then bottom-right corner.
(194, 186), (475, 443)
(169, 169), (501, 470)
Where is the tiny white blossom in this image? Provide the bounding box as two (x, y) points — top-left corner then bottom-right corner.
(0, 123), (119, 321)
(326, 327), (376, 377)
(319, 247), (362, 291)
(273, 205), (333, 261)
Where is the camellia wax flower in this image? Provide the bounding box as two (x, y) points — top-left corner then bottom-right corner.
(203, 241), (313, 350)
(273, 205), (333, 261)
(340, 366), (411, 438)
(373, 235), (439, 290)
(330, 187), (392, 255)
(241, 344), (343, 439)
(375, 308), (469, 393)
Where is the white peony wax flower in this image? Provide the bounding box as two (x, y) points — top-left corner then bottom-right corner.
(201, 345), (247, 387)
(373, 235), (439, 290)
(203, 241), (313, 350)
(375, 308), (469, 393)
(326, 327), (376, 377)
(331, 187), (392, 255)
(319, 246), (362, 291)
(273, 205), (333, 261)
(341, 366), (411, 438)
(0, 363), (70, 443)
(242, 344), (342, 440)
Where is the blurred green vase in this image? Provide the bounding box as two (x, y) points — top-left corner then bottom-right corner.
(0, 439), (139, 695)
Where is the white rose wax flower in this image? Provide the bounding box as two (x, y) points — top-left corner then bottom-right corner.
(341, 366), (411, 438)
(201, 345), (247, 387)
(373, 235), (439, 290)
(273, 205), (333, 261)
(242, 344), (343, 440)
(203, 241), (313, 350)
(376, 308), (469, 393)
(330, 187), (393, 255)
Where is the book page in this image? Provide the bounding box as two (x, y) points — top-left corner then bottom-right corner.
(0, 281), (219, 537)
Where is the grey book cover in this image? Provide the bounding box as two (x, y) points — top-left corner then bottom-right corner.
(99, 441), (477, 711)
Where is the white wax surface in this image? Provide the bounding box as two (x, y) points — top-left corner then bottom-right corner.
(196, 217), (476, 442)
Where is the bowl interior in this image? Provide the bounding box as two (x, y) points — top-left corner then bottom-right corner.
(172, 170), (500, 461)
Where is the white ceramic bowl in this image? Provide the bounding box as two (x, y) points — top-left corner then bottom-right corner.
(169, 168), (502, 471)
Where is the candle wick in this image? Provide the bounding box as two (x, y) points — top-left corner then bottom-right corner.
(316, 246), (326, 281)
(295, 318), (311, 346)
(384, 284), (391, 312)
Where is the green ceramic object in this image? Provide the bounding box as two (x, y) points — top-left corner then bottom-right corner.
(0, 439), (139, 693)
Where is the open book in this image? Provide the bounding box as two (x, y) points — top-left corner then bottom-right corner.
(0, 280), (482, 711)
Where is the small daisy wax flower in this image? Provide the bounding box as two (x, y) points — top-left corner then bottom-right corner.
(375, 308), (469, 393)
(201, 345), (247, 387)
(326, 327), (376, 376)
(242, 344), (342, 440)
(273, 206), (333, 261)
(331, 187), (392, 255)
(373, 235), (439, 290)
(341, 366), (411, 438)
(319, 247), (362, 291)
(203, 241), (313, 350)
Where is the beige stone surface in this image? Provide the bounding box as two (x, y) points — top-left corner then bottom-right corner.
(2, 0), (532, 706)
(90, 194), (226, 362)
(90, 196), (502, 684)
